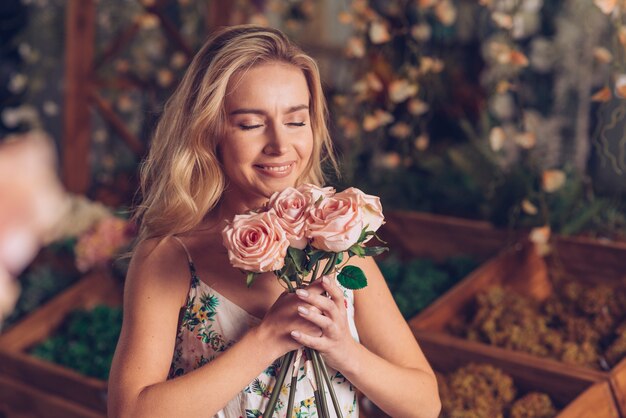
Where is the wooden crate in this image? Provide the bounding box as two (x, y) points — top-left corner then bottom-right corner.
(410, 236), (626, 417)
(361, 333), (618, 417)
(0, 376), (104, 418)
(0, 270), (123, 416)
(381, 210), (520, 262)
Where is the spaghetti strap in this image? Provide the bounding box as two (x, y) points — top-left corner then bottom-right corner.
(172, 235), (197, 278)
(172, 235), (193, 263)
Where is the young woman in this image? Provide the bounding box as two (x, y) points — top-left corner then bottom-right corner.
(107, 24), (440, 418)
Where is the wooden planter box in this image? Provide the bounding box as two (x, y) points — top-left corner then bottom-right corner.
(410, 236), (626, 416)
(0, 270), (123, 417)
(361, 333), (618, 417)
(381, 210), (520, 262)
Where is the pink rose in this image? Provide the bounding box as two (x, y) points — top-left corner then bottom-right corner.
(297, 183), (335, 203)
(222, 211), (289, 272)
(306, 194), (363, 252)
(268, 187), (310, 249)
(339, 188), (385, 234)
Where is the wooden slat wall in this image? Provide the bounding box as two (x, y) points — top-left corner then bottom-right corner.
(63, 0), (95, 194)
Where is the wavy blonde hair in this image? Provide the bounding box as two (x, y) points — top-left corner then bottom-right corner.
(135, 25), (339, 240)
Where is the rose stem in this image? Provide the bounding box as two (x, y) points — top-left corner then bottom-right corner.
(320, 253), (338, 277)
(307, 347), (331, 418)
(263, 350), (295, 417)
(311, 259), (320, 283)
(286, 360), (299, 418)
(314, 350), (343, 418)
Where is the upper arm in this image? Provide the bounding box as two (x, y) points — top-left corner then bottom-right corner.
(351, 255), (434, 374)
(108, 237), (190, 413)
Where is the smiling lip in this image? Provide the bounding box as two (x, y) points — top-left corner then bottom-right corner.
(254, 162), (295, 178)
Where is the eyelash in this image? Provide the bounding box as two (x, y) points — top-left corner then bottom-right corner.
(238, 122), (306, 130)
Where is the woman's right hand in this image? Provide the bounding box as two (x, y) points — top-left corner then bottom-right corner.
(257, 289), (323, 356)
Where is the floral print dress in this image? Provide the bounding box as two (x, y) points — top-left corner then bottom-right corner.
(168, 238), (360, 418)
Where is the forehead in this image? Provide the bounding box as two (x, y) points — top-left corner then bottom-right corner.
(224, 62), (310, 110)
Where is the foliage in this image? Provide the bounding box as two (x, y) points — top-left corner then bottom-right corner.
(2, 242), (80, 331)
(378, 253), (478, 318)
(30, 304), (123, 380)
(333, 0), (626, 241)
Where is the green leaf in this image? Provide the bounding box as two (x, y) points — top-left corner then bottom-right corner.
(246, 272), (258, 287)
(307, 250), (329, 270)
(348, 244), (365, 257)
(288, 247), (307, 273)
(373, 233), (387, 245)
(357, 226), (376, 244)
(362, 246), (389, 257)
(335, 251), (344, 265)
(337, 265), (368, 290)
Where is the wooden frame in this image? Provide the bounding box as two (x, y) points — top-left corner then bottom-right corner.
(0, 271), (123, 416)
(62, 0), (222, 194)
(410, 236), (626, 416)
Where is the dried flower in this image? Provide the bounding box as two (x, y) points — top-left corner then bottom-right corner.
(415, 134), (430, 151)
(408, 99), (429, 116)
(591, 86), (612, 102)
(593, 47), (613, 64)
(363, 110), (394, 131)
(515, 131), (536, 149)
(542, 169), (566, 192)
(435, 0), (457, 26)
(389, 79), (419, 103)
(410, 24), (432, 42)
(338, 11), (353, 25)
(615, 74), (626, 98)
(594, 0), (617, 14)
(137, 13), (160, 29)
(389, 122), (412, 139)
(489, 127), (506, 151)
(521, 199), (539, 215)
(529, 225), (551, 255)
(491, 12), (513, 30)
(369, 20), (392, 44)
(346, 37), (366, 58)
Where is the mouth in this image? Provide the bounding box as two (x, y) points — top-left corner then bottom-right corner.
(254, 162), (294, 172)
(254, 162), (296, 177)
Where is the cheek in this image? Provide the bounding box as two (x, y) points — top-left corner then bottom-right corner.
(298, 130), (315, 161)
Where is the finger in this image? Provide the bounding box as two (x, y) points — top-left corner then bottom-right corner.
(290, 329), (325, 351)
(297, 304), (333, 330)
(321, 275), (345, 302)
(296, 288), (336, 315)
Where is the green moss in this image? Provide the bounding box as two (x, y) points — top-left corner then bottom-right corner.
(30, 304), (123, 380)
(378, 254), (478, 318)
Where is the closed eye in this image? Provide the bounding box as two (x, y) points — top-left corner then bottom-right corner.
(239, 124), (263, 130)
(287, 122), (306, 127)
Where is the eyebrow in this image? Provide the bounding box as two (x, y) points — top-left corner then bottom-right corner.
(229, 104), (309, 116)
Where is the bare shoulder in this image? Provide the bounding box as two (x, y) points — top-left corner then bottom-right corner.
(125, 235), (191, 309)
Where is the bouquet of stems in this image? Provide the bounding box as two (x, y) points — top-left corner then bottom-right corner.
(222, 184), (387, 418)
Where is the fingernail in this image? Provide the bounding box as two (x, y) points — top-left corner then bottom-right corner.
(297, 305), (309, 315)
(291, 330), (301, 338)
(296, 289), (309, 298)
(322, 276), (330, 285)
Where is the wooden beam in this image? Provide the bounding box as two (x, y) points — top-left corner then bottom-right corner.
(146, 5), (194, 58)
(93, 21), (140, 71)
(90, 91), (145, 156)
(206, 0), (235, 30)
(62, 0), (95, 194)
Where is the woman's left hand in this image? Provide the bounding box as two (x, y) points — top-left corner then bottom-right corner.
(290, 274), (358, 371)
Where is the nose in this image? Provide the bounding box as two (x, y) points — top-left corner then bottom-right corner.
(263, 122), (288, 155)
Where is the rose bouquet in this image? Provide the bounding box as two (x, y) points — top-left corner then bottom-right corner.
(222, 183), (387, 418)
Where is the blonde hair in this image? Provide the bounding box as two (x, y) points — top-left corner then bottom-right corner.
(135, 25), (339, 240)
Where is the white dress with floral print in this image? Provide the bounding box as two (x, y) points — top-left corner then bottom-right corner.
(168, 243), (360, 418)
